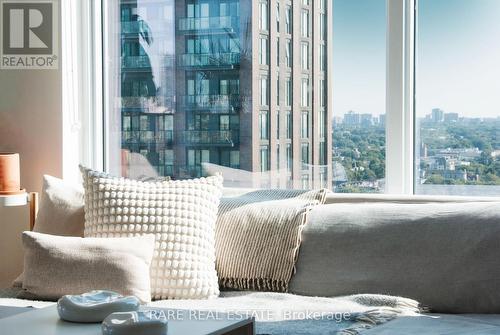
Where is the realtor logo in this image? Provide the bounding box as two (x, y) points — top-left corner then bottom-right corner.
(1, 0), (58, 69)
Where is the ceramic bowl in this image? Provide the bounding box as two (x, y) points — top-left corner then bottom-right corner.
(57, 290), (141, 323)
(102, 310), (168, 335)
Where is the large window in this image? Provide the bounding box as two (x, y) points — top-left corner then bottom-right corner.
(332, 0), (386, 193)
(415, 0), (500, 196)
(99, 0), (500, 196)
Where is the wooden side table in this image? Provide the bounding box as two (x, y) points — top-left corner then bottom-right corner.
(0, 192), (38, 287)
(0, 192), (38, 230)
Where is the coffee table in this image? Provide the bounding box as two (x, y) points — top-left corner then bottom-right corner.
(0, 305), (255, 335)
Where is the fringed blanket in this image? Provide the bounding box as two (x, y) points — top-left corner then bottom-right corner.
(216, 189), (327, 292)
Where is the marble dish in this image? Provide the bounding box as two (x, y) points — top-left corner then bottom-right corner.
(102, 311), (168, 335)
(57, 290), (141, 323)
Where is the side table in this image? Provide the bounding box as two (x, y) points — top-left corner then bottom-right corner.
(0, 192), (38, 287)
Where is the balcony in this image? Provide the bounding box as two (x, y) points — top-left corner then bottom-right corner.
(178, 53), (240, 68)
(180, 95), (241, 110)
(182, 130), (239, 146)
(121, 56), (174, 69)
(178, 16), (239, 32)
(121, 97), (175, 113)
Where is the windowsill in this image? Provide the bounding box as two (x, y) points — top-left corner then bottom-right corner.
(221, 187), (500, 204)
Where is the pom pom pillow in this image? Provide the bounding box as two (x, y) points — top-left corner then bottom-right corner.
(80, 167), (223, 300)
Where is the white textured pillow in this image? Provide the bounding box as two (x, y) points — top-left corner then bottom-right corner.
(80, 167), (223, 300)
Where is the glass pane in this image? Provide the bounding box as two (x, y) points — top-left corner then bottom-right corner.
(332, 0), (387, 193)
(415, 0), (500, 196)
(104, 0), (331, 189)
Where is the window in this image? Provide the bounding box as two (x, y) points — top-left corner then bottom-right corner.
(285, 78), (292, 106)
(260, 145), (270, 171)
(276, 77), (280, 106)
(301, 43), (309, 70)
(276, 38), (280, 66)
(220, 115), (230, 130)
(301, 143), (309, 165)
(260, 77), (269, 106)
(286, 111), (292, 139)
(286, 143), (293, 172)
(276, 3), (280, 33)
(301, 78), (309, 107)
(285, 40), (292, 67)
(285, 6), (292, 34)
(301, 111), (309, 138)
(415, 0), (500, 196)
(301, 11), (309, 38)
(332, 0), (386, 193)
(319, 44), (326, 72)
(276, 144), (280, 169)
(260, 1), (268, 31)
(319, 13), (326, 41)
(260, 111), (269, 140)
(102, 0), (499, 196)
(260, 37), (268, 65)
(276, 111), (280, 139)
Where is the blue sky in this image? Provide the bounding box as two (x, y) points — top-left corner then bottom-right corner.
(333, 0), (500, 118)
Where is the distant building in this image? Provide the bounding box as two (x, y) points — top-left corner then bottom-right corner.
(360, 114), (373, 128)
(332, 116), (343, 127)
(444, 113), (459, 123)
(378, 114), (386, 127)
(431, 108), (444, 123)
(344, 111), (360, 126)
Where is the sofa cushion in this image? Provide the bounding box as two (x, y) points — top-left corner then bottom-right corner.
(289, 202), (500, 313)
(33, 175), (85, 237)
(81, 167), (223, 300)
(19, 232), (155, 303)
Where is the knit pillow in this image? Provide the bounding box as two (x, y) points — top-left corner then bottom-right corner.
(80, 167), (223, 300)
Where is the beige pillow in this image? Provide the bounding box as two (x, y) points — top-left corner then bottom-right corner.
(33, 175), (85, 237)
(20, 231), (155, 303)
(81, 167), (223, 300)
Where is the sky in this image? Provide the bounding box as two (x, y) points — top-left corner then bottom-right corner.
(333, 0), (500, 118)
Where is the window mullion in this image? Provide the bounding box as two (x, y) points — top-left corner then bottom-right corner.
(386, 0), (414, 194)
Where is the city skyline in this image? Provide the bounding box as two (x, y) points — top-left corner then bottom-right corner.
(333, 0), (500, 118)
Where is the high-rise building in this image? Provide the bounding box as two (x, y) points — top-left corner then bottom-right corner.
(118, 0), (332, 189)
(343, 111), (360, 125)
(444, 112), (459, 123)
(360, 113), (373, 128)
(431, 108), (445, 123)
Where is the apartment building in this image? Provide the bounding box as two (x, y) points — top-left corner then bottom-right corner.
(119, 0), (332, 188)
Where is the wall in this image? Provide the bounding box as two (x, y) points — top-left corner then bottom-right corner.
(0, 1), (62, 194)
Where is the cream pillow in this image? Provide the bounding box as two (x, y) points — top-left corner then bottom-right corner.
(20, 231), (155, 303)
(80, 167), (223, 300)
(34, 175), (85, 237)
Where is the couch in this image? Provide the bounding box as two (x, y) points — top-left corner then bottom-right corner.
(2, 192), (500, 334)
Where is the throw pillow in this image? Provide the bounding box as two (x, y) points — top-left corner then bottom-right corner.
(33, 175), (85, 237)
(216, 189), (327, 292)
(19, 231), (155, 303)
(81, 166), (223, 300)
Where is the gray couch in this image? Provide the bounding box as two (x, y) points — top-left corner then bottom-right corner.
(2, 193), (500, 334)
(291, 193), (500, 333)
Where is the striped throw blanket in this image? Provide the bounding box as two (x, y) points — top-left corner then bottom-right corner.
(215, 189), (327, 292)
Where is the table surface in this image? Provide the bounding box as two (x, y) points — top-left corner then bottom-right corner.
(0, 305), (254, 335)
